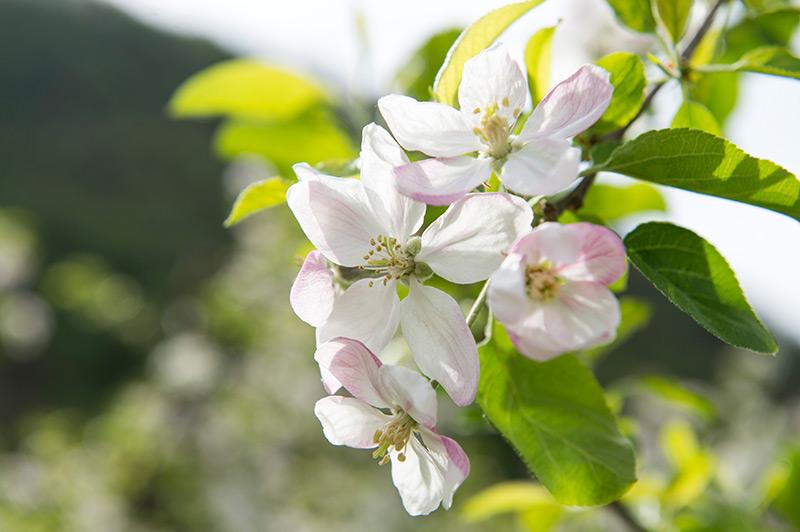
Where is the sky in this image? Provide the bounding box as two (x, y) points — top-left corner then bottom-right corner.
(101, 0), (800, 343)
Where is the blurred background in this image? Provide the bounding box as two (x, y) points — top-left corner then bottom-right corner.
(0, 0), (798, 530)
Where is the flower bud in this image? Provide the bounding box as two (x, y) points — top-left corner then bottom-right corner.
(404, 236), (422, 257)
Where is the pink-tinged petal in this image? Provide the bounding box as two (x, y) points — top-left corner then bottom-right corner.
(286, 179), (381, 267)
(501, 137), (581, 197)
(555, 223), (626, 285)
(360, 124), (425, 241)
(509, 282), (620, 359)
(314, 396), (388, 449)
(395, 156), (491, 206)
(488, 252), (533, 331)
(400, 281), (478, 406)
(458, 45), (527, 127)
(509, 223), (581, 267)
(324, 337), (392, 409)
(290, 251), (335, 327)
(437, 434), (470, 509)
(293, 162), (360, 190)
(390, 436), (446, 516)
(417, 193), (533, 284)
(379, 365), (437, 429)
(520, 64), (613, 140)
(317, 279), (400, 354)
(313, 339), (345, 394)
(378, 94), (482, 157)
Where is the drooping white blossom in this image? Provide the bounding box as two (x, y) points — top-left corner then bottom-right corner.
(287, 123), (533, 405)
(378, 45), (613, 204)
(314, 338), (470, 516)
(488, 222), (626, 359)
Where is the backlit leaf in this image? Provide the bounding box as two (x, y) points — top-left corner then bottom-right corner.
(224, 177), (290, 227)
(524, 25), (556, 106)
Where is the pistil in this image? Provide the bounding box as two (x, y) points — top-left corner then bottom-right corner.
(525, 261), (562, 301)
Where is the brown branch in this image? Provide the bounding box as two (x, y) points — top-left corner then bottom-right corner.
(609, 501), (648, 532)
(681, 0), (727, 63)
(542, 174), (596, 222)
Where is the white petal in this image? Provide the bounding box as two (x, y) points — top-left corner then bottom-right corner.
(290, 251), (335, 327)
(323, 337), (392, 409)
(487, 252), (532, 331)
(317, 279), (400, 354)
(293, 162), (360, 190)
(508, 281), (620, 360)
(314, 396), (388, 449)
(554, 223), (626, 285)
(286, 179), (381, 267)
(379, 365), (437, 429)
(501, 138), (581, 197)
(458, 45), (527, 127)
(313, 339), (345, 394)
(360, 123), (425, 240)
(417, 192), (533, 284)
(378, 94), (481, 157)
(395, 156), (491, 206)
(390, 436), (446, 516)
(520, 64), (613, 140)
(400, 281), (478, 406)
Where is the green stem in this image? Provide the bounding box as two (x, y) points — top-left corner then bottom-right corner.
(466, 280), (490, 327)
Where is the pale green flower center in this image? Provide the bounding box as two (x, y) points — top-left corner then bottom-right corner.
(471, 99), (521, 159)
(372, 410), (417, 465)
(360, 235), (428, 285)
(525, 261), (562, 302)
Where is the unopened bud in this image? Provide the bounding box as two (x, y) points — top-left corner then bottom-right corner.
(404, 236), (422, 257)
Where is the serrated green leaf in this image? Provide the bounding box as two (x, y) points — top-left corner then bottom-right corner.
(478, 325), (636, 506)
(605, 0), (656, 33)
(587, 53), (646, 135)
(671, 101), (722, 135)
(624, 222), (777, 353)
(736, 46), (800, 79)
(580, 182), (667, 222)
(395, 28), (462, 101)
(433, 1), (546, 106)
(654, 0), (692, 43)
(214, 112), (356, 176)
(595, 128), (800, 219)
(169, 59), (326, 121)
(224, 177), (290, 227)
(524, 26), (557, 106)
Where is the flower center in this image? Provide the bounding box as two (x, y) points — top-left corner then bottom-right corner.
(372, 410), (417, 465)
(360, 235), (427, 285)
(471, 99), (521, 159)
(525, 261), (562, 302)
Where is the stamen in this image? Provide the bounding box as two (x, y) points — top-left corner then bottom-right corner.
(525, 261), (563, 301)
(358, 235), (420, 283)
(372, 410), (417, 465)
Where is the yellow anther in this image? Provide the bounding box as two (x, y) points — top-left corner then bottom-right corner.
(473, 107), (481, 114)
(502, 97), (510, 107)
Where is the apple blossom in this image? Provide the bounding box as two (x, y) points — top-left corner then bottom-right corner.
(488, 222), (626, 360)
(378, 45), (613, 204)
(287, 123), (533, 406)
(314, 337), (470, 516)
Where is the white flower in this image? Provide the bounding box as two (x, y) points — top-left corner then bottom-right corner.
(287, 123), (533, 405)
(488, 222), (626, 359)
(314, 338), (470, 516)
(378, 45), (613, 204)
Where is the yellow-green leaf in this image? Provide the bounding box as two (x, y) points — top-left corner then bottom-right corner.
(579, 182), (667, 221)
(524, 25), (556, 106)
(463, 481), (556, 521)
(433, 0), (546, 106)
(736, 46), (800, 79)
(224, 177), (290, 227)
(588, 52), (646, 135)
(671, 100), (722, 135)
(170, 59), (326, 121)
(605, 0), (656, 33)
(654, 0), (692, 43)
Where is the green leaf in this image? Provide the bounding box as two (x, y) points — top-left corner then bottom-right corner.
(772, 447), (800, 528)
(624, 222), (778, 353)
(214, 112), (356, 176)
(671, 100), (722, 135)
(169, 59), (326, 121)
(638, 376), (717, 420)
(579, 182), (667, 221)
(587, 52), (646, 135)
(433, 0), (546, 106)
(689, 72), (739, 125)
(605, 0), (656, 33)
(722, 7), (800, 63)
(394, 28), (462, 101)
(478, 325), (636, 506)
(654, 0), (692, 43)
(462, 481), (557, 521)
(594, 128), (800, 219)
(736, 46), (800, 79)
(224, 177), (290, 227)
(524, 26), (557, 106)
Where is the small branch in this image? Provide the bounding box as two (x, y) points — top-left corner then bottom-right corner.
(681, 0), (727, 63)
(601, 81), (665, 143)
(466, 280), (490, 327)
(609, 501), (648, 532)
(542, 174), (596, 222)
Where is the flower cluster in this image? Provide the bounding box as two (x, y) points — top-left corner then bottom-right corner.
(286, 44), (625, 515)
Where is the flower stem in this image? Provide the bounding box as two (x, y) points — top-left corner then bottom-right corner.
(609, 501), (648, 532)
(542, 173), (596, 222)
(466, 280), (490, 327)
